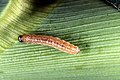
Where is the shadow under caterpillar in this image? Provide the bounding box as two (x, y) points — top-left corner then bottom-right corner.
(18, 34), (80, 54)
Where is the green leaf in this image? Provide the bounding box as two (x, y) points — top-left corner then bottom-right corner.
(0, 0), (120, 80)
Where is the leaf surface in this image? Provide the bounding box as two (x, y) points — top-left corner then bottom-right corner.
(0, 0), (120, 80)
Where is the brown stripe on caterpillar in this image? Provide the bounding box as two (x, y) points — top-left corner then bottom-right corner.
(18, 34), (80, 54)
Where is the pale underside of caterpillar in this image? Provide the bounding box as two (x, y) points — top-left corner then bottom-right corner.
(18, 34), (80, 54)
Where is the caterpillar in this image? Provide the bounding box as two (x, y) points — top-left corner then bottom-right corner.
(18, 34), (80, 54)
